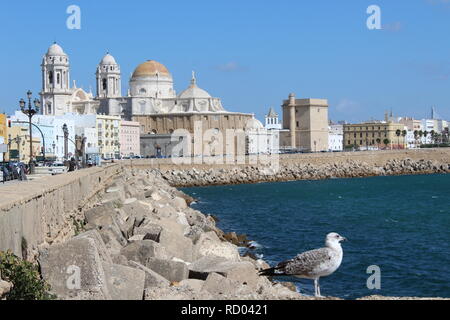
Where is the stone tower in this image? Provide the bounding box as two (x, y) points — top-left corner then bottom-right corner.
(96, 53), (121, 98)
(40, 42), (72, 115)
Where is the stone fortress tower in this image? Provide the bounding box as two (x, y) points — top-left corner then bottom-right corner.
(280, 93), (329, 152)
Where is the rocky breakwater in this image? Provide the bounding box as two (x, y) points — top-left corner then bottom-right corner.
(37, 169), (304, 300)
(159, 159), (450, 187)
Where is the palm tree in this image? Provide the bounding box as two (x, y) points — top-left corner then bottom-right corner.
(430, 130), (435, 144)
(402, 130), (407, 149)
(413, 130), (419, 148)
(395, 129), (402, 149)
(383, 138), (390, 150)
(423, 131), (429, 145)
(376, 138), (381, 150)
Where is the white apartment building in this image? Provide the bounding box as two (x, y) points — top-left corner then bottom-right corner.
(328, 124), (343, 151)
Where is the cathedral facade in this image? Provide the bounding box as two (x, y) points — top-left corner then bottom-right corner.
(40, 43), (255, 135)
(39, 43), (281, 157)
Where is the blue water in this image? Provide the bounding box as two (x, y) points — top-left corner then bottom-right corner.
(181, 174), (450, 299)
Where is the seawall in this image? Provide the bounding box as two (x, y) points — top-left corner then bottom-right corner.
(133, 149), (450, 187)
(0, 164), (122, 260)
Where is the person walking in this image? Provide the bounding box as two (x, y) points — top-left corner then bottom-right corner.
(1, 166), (8, 184)
(19, 164), (27, 181)
(68, 157), (76, 172)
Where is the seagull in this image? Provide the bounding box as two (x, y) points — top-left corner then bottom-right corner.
(259, 233), (346, 297)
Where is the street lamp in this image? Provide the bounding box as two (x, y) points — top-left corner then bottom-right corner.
(62, 123), (69, 161)
(19, 90), (40, 174)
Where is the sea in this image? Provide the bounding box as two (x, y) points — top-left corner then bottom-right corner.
(181, 174), (450, 299)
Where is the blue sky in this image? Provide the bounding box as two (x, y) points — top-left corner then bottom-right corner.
(1, 0), (450, 122)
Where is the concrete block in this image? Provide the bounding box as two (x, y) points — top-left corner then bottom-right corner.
(146, 258), (189, 283)
(134, 224), (162, 243)
(189, 258), (259, 289)
(159, 229), (194, 263)
(102, 262), (145, 300)
(72, 230), (112, 264)
(120, 240), (170, 265)
(202, 273), (237, 296)
(97, 224), (128, 256)
(39, 237), (111, 300)
(193, 232), (241, 262)
(128, 261), (170, 288)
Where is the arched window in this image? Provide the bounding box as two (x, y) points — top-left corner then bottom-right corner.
(49, 71), (54, 85)
(102, 79), (107, 90)
(57, 73), (60, 85)
(47, 103), (52, 114)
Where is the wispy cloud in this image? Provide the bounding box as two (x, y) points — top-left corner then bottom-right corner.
(336, 99), (361, 113)
(216, 61), (248, 72)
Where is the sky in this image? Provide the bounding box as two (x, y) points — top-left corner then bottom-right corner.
(1, 0), (450, 123)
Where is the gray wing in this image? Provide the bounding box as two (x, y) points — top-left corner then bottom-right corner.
(279, 248), (332, 276)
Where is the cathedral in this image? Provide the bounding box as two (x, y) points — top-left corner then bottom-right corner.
(40, 42), (254, 135)
(39, 42), (281, 156)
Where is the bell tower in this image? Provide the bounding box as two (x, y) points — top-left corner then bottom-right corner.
(40, 42), (72, 115)
(96, 53), (121, 98)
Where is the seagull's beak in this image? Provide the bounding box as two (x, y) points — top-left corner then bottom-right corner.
(341, 237), (347, 242)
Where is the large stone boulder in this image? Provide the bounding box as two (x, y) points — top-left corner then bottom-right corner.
(84, 203), (116, 227)
(39, 237), (112, 300)
(159, 229), (193, 263)
(193, 232), (241, 262)
(134, 224), (162, 243)
(189, 258), (259, 289)
(72, 230), (113, 264)
(102, 262), (145, 300)
(122, 200), (151, 227)
(145, 258), (189, 283)
(171, 197), (188, 210)
(202, 272), (242, 296)
(128, 261), (170, 288)
(120, 240), (170, 266)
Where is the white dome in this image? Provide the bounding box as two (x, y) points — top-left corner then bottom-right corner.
(100, 53), (117, 65)
(179, 86), (212, 99)
(178, 72), (212, 99)
(246, 118), (264, 130)
(47, 43), (66, 56)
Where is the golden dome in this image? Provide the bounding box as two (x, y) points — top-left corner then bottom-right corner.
(132, 60), (171, 78)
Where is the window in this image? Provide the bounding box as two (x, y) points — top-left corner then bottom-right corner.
(57, 73), (60, 85)
(103, 79), (107, 90)
(49, 71), (54, 85)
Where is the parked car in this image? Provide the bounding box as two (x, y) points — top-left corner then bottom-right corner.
(49, 162), (68, 175)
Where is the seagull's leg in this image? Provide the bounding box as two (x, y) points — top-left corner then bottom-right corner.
(317, 278), (322, 297)
(314, 278), (319, 297)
